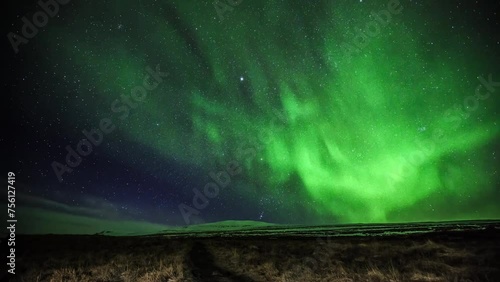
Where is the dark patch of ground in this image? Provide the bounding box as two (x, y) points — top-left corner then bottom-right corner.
(188, 242), (254, 282)
(4, 223), (500, 281)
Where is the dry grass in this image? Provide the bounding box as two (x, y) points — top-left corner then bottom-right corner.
(14, 236), (192, 282)
(204, 236), (499, 281)
(10, 229), (500, 282)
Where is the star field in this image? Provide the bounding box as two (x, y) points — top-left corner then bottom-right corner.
(4, 0), (499, 233)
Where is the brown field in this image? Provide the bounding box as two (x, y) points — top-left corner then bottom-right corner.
(5, 228), (500, 282)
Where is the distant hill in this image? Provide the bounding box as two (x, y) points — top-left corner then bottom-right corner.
(159, 220), (276, 233)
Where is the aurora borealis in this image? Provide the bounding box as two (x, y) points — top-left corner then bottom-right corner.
(5, 0), (500, 234)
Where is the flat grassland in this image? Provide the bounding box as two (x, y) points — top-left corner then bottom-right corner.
(6, 226), (500, 282)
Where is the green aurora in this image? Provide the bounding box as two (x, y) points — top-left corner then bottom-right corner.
(22, 0), (499, 225)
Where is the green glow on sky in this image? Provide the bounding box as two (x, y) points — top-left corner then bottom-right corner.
(39, 0), (499, 223)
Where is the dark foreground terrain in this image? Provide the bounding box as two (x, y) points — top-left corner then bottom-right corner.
(4, 222), (500, 282)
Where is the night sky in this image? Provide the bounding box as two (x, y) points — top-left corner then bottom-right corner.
(4, 0), (500, 234)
